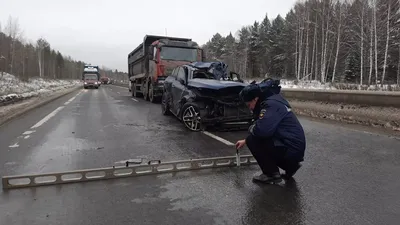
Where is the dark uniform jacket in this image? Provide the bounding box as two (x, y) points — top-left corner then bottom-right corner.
(248, 93), (306, 162)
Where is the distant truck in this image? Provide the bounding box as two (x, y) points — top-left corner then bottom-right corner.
(100, 76), (110, 84)
(82, 65), (101, 89)
(128, 35), (205, 102)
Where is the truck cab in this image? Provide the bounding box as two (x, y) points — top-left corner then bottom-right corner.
(83, 73), (100, 89)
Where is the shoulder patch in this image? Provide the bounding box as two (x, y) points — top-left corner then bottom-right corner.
(259, 109), (266, 119)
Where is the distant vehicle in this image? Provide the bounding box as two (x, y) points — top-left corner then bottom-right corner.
(161, 62), (253, 131)
(127, 35), (205, 103)
(101, 77), (110, 84)
(83, 73), (100, 89)
(82, 65), (101, 89)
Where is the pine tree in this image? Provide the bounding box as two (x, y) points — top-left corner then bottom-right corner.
(248, 21), (262, 78)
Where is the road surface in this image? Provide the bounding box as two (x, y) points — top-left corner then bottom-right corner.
(0, 85), (399, 225)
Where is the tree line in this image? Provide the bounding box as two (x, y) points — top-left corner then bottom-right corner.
(0, 16), (127, 81)
(202, 0), (400, 88)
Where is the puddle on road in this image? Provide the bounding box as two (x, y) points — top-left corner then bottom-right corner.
(4, 161), (17, 167)
(154, 167), (305, 224)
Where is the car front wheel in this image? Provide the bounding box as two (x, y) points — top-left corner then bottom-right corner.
(181, 103), (202, 132)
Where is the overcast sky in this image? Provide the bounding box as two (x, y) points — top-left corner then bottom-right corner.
(1, 0), (297, 72)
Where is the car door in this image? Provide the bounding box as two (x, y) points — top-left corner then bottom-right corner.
(171, 67), (187, 115)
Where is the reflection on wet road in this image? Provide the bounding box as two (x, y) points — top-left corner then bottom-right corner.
(0, 85), (399, 225)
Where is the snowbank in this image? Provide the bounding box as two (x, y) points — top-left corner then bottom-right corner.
(244, 78), (336, 90)
(0, 73), (81, 106)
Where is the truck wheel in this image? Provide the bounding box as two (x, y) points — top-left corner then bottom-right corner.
(131, 83), (136, 97)
(149, 83), (158, 103)
(133, 82), (143, 98)
(143, 82), (149, 101)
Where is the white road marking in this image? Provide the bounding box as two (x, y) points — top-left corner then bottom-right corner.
(9, 143), (19, 148)
(117, 92), (120, 94)
(31, 106), (65, 129)
(64, 96), (76, 105)
(131, 98), (138, 102)
(201, 131), (235, 146)
(22, 130), (35, 135)
(24, 135), (30, 139)
(64, 91), (81, 105)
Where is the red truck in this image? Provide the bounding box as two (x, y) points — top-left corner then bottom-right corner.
(100, 77), (110, 84)
(127, 35), (205, 103)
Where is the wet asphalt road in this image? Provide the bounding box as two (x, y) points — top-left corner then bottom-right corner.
(0, 84), (399, 225)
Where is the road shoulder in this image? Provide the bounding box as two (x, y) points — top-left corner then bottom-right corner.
(0, 85), (81, 127)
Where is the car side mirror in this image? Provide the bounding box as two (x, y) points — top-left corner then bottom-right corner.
(230, 71), (243, 82)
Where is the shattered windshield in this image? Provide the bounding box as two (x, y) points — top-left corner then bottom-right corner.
(160, 47), (197, 62)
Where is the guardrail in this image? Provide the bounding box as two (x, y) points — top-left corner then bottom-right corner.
(281, 88), (400, 108)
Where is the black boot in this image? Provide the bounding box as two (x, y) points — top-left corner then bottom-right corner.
(281, 163), (302, 180)
(252, 172), (282, 184)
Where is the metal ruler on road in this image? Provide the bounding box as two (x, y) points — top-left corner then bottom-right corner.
(2, 154), (256, 190)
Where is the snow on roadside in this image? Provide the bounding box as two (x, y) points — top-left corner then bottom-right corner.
(244, 78), (336, 90)
(0, 73), (81, 105)
(244, 78), (399, 91)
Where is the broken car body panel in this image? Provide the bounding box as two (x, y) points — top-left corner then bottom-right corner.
(162, 62), (253, 131)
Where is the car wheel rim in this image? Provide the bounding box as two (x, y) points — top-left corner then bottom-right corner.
(182, 106), (201, 131)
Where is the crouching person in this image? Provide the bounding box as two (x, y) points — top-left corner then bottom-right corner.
(236, 82), (306, 184)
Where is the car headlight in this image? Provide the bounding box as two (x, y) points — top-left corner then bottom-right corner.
(84, 82), (87, 84)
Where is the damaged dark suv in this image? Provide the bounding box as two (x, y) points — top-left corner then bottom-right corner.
(161, 62), (253, 131)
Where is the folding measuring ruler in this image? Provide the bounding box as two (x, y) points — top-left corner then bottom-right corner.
(2, 153), (257, 190)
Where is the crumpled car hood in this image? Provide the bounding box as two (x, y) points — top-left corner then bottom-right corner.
(187, 79), (247, 90)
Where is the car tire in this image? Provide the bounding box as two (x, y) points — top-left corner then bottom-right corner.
(180, 102), (202, 132)
(161, 91), (171, 116)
